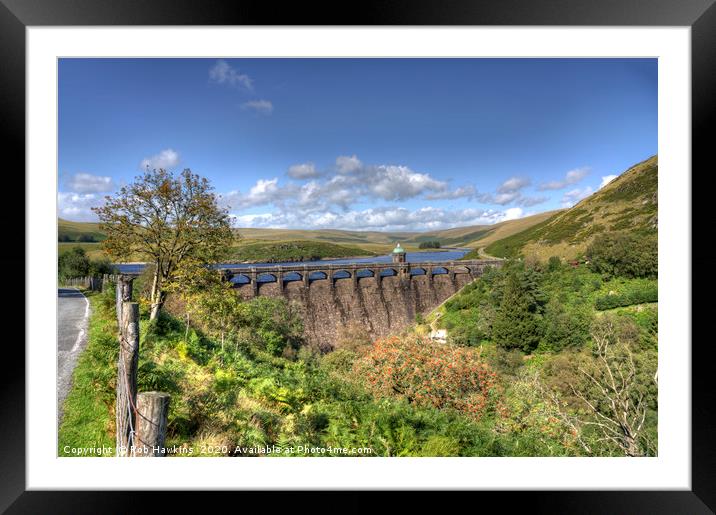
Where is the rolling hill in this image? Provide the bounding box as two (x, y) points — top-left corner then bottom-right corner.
(461, 210), (562, 249)
(58, 218), (106, 242)
(483, 155), (658, 260)
(59, 212), (559, 252)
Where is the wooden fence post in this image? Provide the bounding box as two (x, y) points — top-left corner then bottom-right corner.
(115, 275), (134, 328)
(116, 301), (139, 457)
(134, 392), (171, 457)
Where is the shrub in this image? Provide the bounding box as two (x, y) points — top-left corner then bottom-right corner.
(586, 233), (657, 279)
(234, 297), (304, 356)
(547, 256), (562, 272)
(355, 335), (499, 419)
(539, 300), (592, 352)
(595, 282), (658, 310)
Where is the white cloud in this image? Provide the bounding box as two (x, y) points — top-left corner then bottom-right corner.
(230, 205), (521, 232)
(497, 177), (530, 194)
(221, 154), (535, 230)
(599, 174), (618, 189)
(209, 60), (253, 90)
(223, 178), (285, 210)
(140, 148), (180, 171)
(561, 186), (594, 207)
(368, 165), (447, 201)
(57, 192), (103, 222)
(479, 191), (521, 205)
(517, 195), (549, 207)
(502, 207), (524, 221)
(472, 176), (548, 207)
(225, 156), (452, 211)
(241, 99), (273, 115)
(66, 172), (114, 193)
(287, 163), (318, 179)
(477, 191), (548, 207)
(539, 166), (590, 190)
(335, 155), (362, 174)
(425, 185), (477, 200)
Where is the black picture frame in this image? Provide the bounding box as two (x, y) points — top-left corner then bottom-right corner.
(3, 0), (713, 512)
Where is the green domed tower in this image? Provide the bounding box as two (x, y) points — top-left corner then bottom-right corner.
(392, 242), (406, 264)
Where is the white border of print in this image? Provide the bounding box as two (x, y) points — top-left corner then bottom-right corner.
(27, 27), (689, 490)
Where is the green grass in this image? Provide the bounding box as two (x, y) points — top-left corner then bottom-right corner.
(58, 242), (106, 260)
(228, 240), (376, 263)
(592, 277), (658, 311)
(598, 159), (657, 203)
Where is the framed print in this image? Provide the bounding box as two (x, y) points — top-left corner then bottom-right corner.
(3, 0), (714, 512)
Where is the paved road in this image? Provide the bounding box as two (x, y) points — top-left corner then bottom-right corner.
(57, 288), (91, 428)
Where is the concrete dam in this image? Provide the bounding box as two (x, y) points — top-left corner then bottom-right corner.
(222, 259), (503, 350)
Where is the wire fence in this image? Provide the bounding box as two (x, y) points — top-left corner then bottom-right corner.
(59, 274), (122, 291)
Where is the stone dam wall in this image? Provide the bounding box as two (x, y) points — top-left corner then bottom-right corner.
(226, 260), (502, 350)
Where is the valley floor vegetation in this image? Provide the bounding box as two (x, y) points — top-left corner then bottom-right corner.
(58, 232), (657, 457)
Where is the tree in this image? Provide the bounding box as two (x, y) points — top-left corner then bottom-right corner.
(191, 275), (241, 353)
(93, 168), (234, 320)
(568, 316), (657, 456)
(418, 240), (441, 249)
(491, 267), (545, 353)
(58, 246), (90, 280)
(165, 257), (227, 342)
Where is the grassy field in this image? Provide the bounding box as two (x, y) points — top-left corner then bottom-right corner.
(58, 242), (106, 260)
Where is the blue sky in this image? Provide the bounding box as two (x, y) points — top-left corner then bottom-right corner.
(58, 58), (657, 231)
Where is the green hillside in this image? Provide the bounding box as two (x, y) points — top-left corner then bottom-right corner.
(484, 155), (658, 260)
(58, 218), (106, 242)
(228, 240), (376, 263)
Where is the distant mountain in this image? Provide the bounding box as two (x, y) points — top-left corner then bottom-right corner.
(56, 203), (567, 251)
(209, 215), (558, 250)
(58, 211), (561, 251)
(484, 155), (658, 260)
